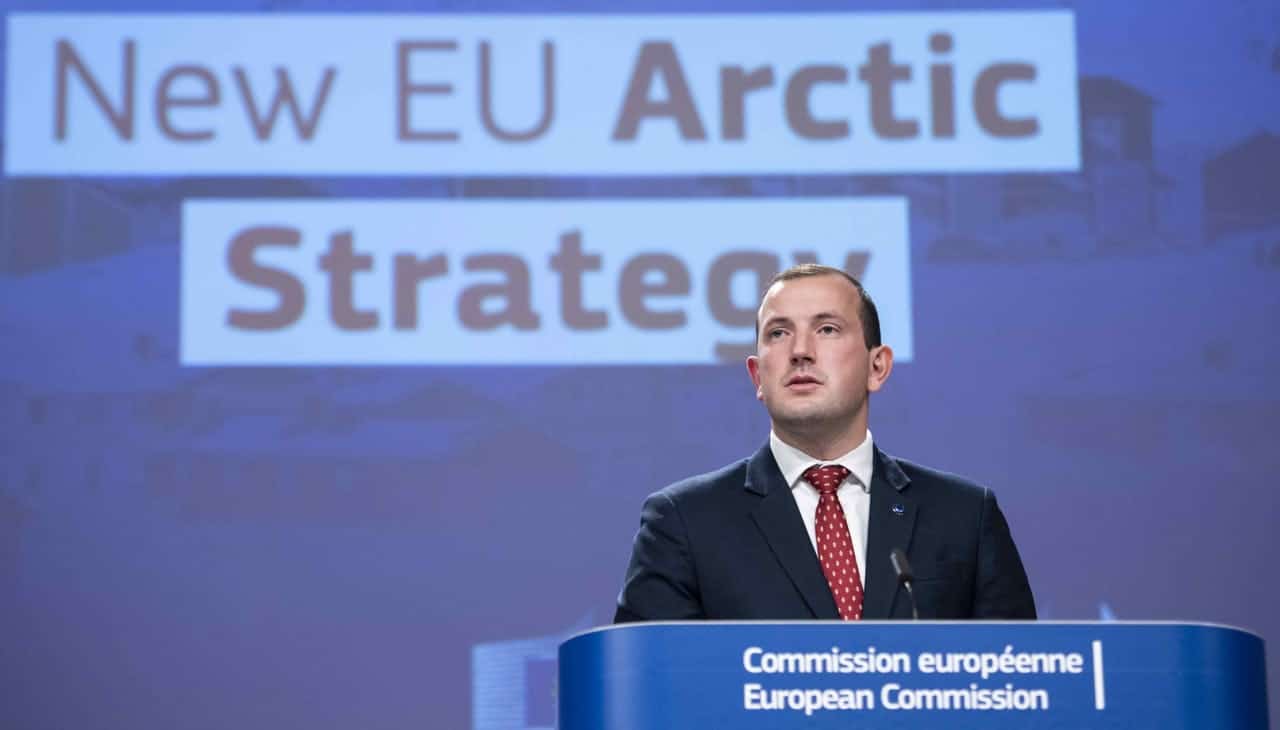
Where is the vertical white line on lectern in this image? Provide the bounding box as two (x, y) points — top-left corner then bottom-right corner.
(1091, 640), (1106, 710)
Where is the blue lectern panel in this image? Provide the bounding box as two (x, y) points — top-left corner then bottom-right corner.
(559, 622), (1268, 729)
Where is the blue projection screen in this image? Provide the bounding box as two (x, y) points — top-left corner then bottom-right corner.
(1, 3), (1278, 729)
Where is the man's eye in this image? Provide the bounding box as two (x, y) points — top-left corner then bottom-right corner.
(768, 329), (786, 339)
(818, 325), (838, 334)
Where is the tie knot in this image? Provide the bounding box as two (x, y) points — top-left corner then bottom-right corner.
(802, 464), (850, 495)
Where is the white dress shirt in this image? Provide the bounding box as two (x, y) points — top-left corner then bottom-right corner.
(769, 430), (874, 589)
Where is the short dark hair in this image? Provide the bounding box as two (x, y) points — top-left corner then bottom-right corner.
(757, 264), (882, 349)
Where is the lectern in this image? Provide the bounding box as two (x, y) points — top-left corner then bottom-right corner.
(559, 622), (1267, 729)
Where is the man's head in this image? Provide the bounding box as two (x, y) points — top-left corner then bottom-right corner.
(746, 265), (893, 455)
(755, 265), (882, 349)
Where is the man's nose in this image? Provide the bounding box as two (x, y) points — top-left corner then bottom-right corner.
(789, 331), (814, 364)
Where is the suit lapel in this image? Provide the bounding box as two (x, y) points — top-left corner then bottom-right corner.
(745, 444), (840, 619)
(861, 447), (918, 620)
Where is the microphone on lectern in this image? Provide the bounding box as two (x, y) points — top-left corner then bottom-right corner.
(890, 548), (920, 620)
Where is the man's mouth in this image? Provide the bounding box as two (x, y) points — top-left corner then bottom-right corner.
(785, 374), (822, 387)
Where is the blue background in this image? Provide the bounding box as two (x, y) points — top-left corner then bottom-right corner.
(2, 1), (1278, 728)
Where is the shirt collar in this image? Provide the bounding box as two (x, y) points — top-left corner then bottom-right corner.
(770, 429), (875, 494)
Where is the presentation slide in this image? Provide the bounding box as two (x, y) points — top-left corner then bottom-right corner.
(2, 2), (1276, 728)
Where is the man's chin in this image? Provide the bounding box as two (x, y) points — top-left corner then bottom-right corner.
(769, 406), (837, 430)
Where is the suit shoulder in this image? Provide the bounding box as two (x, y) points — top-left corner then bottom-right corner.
(649, 458), (751, 506)
(889, 454), (989, 500)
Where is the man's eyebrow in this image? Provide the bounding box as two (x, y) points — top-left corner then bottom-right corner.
(760, 316), (794, 330)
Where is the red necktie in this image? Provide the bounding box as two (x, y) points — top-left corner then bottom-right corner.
(803, 464), (863, 620)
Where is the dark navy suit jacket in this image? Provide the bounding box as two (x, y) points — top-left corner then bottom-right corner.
(615, 443), (1035, 622)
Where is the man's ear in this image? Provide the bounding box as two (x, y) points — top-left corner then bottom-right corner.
(867, 345), (894, 393)
(746, 355), (764, 400)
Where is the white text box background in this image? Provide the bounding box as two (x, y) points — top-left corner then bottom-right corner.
(181, 199), (913, 365)
(9, 13), (1078, 175)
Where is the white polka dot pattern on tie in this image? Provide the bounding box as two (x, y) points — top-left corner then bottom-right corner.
(802, 464), (864, 620)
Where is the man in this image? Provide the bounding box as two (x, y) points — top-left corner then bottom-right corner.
(615, 264), (1034, 622)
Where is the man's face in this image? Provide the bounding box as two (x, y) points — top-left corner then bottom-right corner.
(746, 274), (889, 436)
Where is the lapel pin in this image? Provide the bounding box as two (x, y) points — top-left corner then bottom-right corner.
(891, 503), (905, 515)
